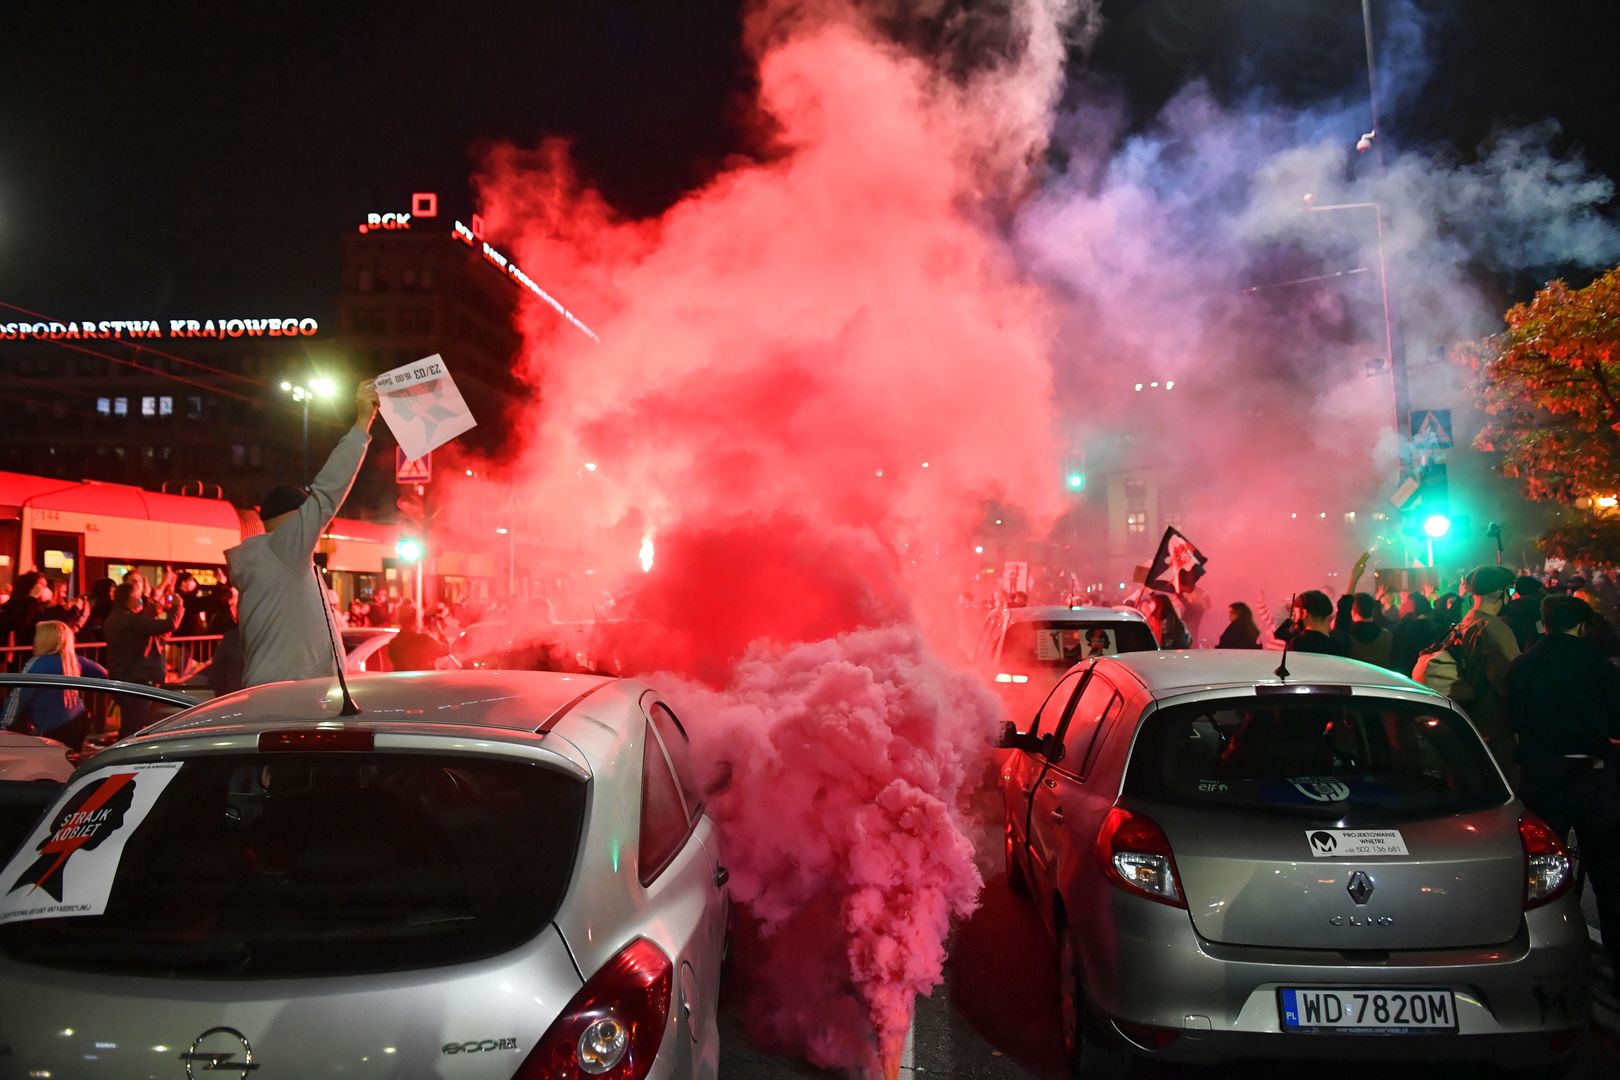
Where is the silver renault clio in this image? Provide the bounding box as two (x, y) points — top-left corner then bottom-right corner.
(998, 650), (1590, 1077)
(0, 670), (728, 1078)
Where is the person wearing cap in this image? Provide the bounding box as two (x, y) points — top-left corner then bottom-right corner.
(225, 381), (380, 687)
(1456, 564), (1521, 784)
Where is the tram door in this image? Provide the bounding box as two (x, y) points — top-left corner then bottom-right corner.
(32, 531), (83, 597)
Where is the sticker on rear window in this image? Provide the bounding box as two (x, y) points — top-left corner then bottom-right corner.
(1290, 777), (1351, 803)
(0, 762), (184, 924)
(1306, 829), (1408, 858)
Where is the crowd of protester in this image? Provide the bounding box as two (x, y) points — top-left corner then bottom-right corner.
(0, 565), (502, 745)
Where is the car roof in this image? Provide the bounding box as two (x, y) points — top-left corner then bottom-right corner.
(138, 670), (616, 741)
(1097, 649), (1439, 698)
(1004, 605), (1148, 624)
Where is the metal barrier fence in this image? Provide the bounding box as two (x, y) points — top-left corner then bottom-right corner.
(0, 635), (225, 686)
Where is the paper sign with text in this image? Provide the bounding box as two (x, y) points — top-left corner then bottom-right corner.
(374, 353), (477, 460)
(0, 762), (185, 924)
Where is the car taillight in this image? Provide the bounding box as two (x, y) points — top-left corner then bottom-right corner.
(1518, 813), (1572, 909)
(515, 937), (673, 1079)
(1096, 806), (1186, 908)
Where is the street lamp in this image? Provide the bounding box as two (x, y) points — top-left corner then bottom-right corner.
(280, 376), (337, 483)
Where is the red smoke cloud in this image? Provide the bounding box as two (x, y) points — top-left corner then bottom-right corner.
(657, 626), (997, 1070)
(462, 3), (1073, 1074)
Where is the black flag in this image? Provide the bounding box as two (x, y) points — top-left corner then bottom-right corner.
(1145, 527), (1207, 595)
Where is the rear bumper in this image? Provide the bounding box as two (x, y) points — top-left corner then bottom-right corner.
(1081, 890), (1591, 1065)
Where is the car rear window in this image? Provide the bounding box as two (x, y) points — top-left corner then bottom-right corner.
(1001, 621), (1158, 667)
(1125, 695), (1509, 822)
(0, 752), (585, 977)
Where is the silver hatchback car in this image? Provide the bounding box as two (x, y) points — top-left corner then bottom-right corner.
(0, 670), (728, 1079)
(998, 650), (1589, 1076)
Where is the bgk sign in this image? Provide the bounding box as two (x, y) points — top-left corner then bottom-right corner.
(358, 192), (438, 235)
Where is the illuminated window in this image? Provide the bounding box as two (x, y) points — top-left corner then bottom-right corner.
(113, 397), (128, 417)
(96, 398), (111, 416)
(1127, 511), (1148, 534)
(141, 396), (156, 416)
(159, 396), (173, 416)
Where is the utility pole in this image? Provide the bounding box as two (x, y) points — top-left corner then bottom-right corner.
(1360, 0), (1412, 479)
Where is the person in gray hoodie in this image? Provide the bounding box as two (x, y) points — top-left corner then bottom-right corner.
(226, 380), (380, 687)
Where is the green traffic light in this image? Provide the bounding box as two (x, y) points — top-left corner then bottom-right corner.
(1067, 472), (1085, 491)
(395, 538), (425, 562)
(1422, 514), (1451, 539)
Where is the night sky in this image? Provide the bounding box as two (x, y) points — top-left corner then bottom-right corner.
(3, 0), (1616, 323)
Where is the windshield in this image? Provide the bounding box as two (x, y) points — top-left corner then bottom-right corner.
(1125, 695), (1509, 823)
(1000, 620), (1157, 668)
(0, 752), (585, 977)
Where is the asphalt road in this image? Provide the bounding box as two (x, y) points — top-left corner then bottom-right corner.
(718, 796), (1620, 1079)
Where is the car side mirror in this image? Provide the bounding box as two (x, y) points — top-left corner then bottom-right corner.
(704, 759), (734, 798)
(991, 721), (1045, 753)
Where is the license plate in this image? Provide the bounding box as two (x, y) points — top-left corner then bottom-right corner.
(1280, 988), (1457, 1033)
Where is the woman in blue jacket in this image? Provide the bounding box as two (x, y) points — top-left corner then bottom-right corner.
(2, 620), (106, 751)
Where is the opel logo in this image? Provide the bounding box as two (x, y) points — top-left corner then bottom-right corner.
(1346, 870), (1375, 906)
(179, 1026), (260, 1078)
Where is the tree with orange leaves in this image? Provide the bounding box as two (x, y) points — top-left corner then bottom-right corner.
(1463, 267), (1620, 505)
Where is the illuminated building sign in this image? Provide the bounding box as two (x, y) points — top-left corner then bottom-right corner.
(452, 220), (600, 342)
(358, 191), (439, 234)
(1, 317), (320, 341)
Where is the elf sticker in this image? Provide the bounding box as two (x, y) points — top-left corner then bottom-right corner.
(0, 762), (183, 924)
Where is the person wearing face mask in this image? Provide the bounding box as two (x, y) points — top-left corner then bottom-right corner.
(1507, 595), (1620, 976)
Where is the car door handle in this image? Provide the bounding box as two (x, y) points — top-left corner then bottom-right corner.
(1049, 807), (1065, 822)
(714, 864), (730, 888)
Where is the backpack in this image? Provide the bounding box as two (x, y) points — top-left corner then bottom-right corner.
(1411, 624), (1478, 700)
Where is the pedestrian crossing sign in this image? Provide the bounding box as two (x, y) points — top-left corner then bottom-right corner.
(395, 448), (432, 484)
(1409, 409), (1453, 449)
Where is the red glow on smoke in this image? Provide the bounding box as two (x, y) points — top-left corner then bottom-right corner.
(464, 9), (1066, 1074)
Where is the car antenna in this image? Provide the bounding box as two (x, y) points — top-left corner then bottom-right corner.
(1274, 593), (1297, 681)
(315, 564), (363, 716)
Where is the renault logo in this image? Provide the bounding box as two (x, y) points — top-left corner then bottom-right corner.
(1346, 870), (1375, 906)
(179, 1027), (260, 1078)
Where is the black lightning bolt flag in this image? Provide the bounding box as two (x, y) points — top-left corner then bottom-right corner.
(1145, 527), (1207, 596)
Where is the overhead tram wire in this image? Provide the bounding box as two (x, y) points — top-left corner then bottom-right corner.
(0, 299), (271, 391)
(34, 339), (261, 404)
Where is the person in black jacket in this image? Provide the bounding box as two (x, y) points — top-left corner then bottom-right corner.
(1507, 595), (1620, 975)
(1216, 603), (1262, 649)
(1500, 574), (1545, 650)
(1390, 592), (1439, 675)
(1288, 591), (1349, 656)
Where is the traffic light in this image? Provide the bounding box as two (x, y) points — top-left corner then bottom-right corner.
(396, 491), (425, 531)
(395, 537), (425, 563)
(1063, 452), (1086, 493)
(1422, 514), (1451, 539)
